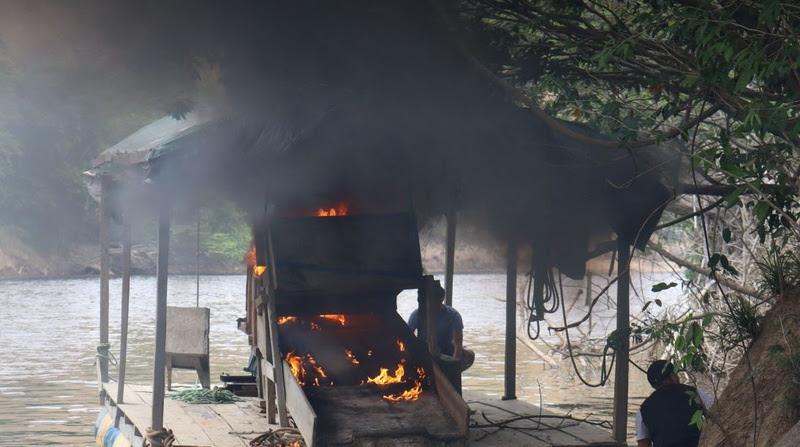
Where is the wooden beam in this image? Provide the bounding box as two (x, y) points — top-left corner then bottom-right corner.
(151, 194), (171, 435)
(612, 236), (631, 444)
(98, 175), (111, 383)
(444, 210), (456, 306)
(503, 239), (518, 401)
(116, 217), (132, 404)
(265, 219), (289, 427)
(424, 276), (440, 356)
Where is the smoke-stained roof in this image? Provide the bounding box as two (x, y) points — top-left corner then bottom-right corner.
(84, 1), (678, 277)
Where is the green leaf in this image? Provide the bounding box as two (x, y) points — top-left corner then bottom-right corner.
(721, 256), (738, 275)
(675, 334), (686, 351)
(689, 409), (705, 429)
(652, 282), (678, 292)
(723, 228), (732, 243)
(709, 253), (722, 269)
(753, 201), (771, 223)
(724, 186), (747, 207)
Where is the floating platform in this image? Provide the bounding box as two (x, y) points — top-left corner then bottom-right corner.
(98, 384), (619, 447)
(100, 383), (277, 447)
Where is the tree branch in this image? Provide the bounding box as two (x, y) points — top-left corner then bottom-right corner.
(646, 242), (762, 299)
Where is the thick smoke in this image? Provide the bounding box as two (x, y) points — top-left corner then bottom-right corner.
(1, 1), (677, 276)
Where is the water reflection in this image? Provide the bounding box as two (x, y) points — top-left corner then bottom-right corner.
(0, 272), (682, 445)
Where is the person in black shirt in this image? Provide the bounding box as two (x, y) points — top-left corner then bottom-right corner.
(636, 360), (713, 447)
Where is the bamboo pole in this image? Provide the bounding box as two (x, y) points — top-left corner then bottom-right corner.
(151, 195), (171, 435)
(116, 218), (131, 404)
(444, 210), (456, 306)
(503, 239), (518, 401)
(612, 237), (631, 443)
(98, 176), (111, 383)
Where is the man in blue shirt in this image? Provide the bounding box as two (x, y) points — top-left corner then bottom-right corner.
(407, 284), (474, 371)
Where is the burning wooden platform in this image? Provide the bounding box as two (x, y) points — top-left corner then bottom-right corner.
(99, 383), (619, 447)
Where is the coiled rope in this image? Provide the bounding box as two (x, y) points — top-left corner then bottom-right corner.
(145, 427), (175, 447)
(249, 428), (305, 447)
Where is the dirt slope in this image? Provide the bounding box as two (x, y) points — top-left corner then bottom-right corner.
(699, 294), (800, 447)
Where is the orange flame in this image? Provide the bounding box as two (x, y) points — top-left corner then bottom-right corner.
(397, 340), (406, 352)
(345, 349), (360, 365)
(319, 314), (347, 325)
(277, 316), (298, 325)
(383, 380), (423, 402)
(367, 362), (406, 386)
(307, 354), (327, 378)
(286, 351), (305, 385)
(315, 203), (349, 217)
(253, 265), (267, 277)
(245, 245), (257, 266)
(285, 351), (331, 387)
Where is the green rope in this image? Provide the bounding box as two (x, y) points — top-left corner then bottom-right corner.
(169, 387), (240, 404)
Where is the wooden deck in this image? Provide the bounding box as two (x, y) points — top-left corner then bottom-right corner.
(102, 383), (277, 447)
(101, 384), (619, 447)
(465, 391), (621, 447)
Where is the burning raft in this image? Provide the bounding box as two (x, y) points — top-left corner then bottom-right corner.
(254, 211), (468, 446)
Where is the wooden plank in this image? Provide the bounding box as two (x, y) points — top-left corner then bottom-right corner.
(181, 404), (247, 447)
(282, 362), (316, 447)
(211, 402), (271, 437)
(432, 363), (469, 436)
(103, 382), (145, 405)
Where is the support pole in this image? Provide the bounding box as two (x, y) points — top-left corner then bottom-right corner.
(116, 218), (131, 404)
(444, 210), (456, 306)
(532, 254), (546, 321)
(612, 236), (631, 444)
(265, 219), (289, 427)
(151, 195), (171, 437)
(98, 176), (111, 383)
(502, 238), (518, 401)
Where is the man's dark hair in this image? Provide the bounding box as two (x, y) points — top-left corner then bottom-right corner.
(434, 284), (446, 302)
(646, 360), (674, 388)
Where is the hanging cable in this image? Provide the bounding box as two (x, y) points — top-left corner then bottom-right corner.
(558, 273), (616, 387)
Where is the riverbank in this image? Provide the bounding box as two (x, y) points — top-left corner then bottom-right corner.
(0, 227), (671, 281)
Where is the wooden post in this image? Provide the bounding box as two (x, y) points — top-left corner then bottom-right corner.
(424, 276), (440, 355)
(612, 236), (631, 444)
(444, 210), (456, 306)
(532, 254), (546, 321)
(265, 220), (289, 427)
(98, 176), (111, 383)
(502, 239), (518, 401)
(116, 218), (132, 404)
(585, 272), (593, 306)
(151, 195), (171, 436)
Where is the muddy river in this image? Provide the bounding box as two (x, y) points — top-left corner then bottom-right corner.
(0, 272), (685, 445)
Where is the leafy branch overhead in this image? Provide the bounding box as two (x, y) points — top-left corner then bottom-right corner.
(463, 0), (800, 238)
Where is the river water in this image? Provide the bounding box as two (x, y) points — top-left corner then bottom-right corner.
(0, 272), (684, 446)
